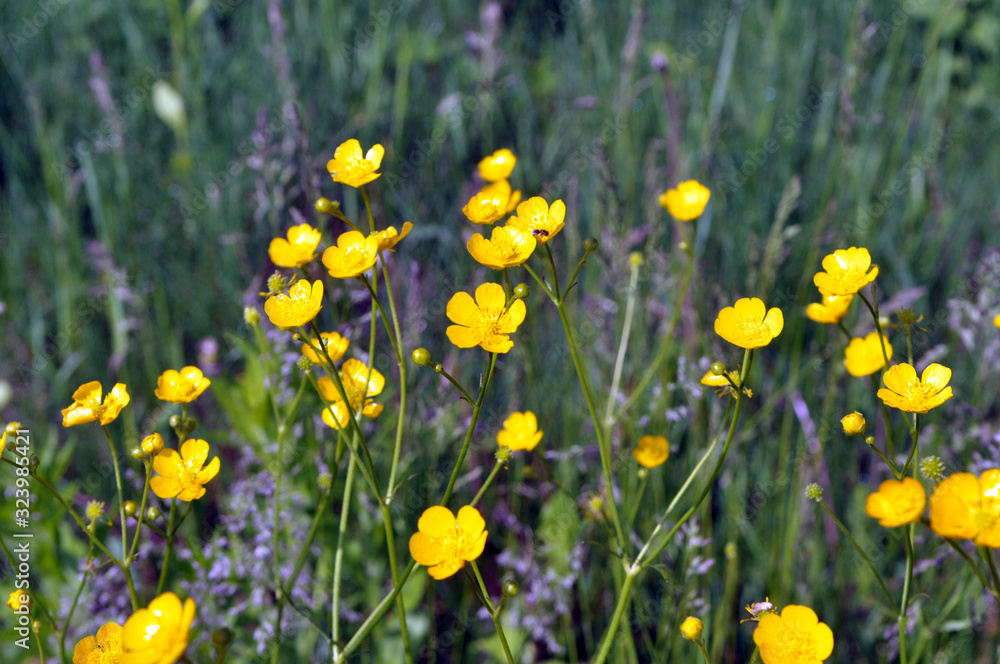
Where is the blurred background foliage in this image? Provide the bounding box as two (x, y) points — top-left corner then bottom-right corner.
(2, 0), (999, 661)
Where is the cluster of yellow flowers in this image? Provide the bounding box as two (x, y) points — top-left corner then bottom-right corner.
(71, 592), (195, 664)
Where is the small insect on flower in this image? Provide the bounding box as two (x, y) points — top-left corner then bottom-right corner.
(741, 597), (775, 623)
(73, 622), (122, 664)
(752, 604), (834, 664)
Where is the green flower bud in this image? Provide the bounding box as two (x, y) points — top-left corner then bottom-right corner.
(124, 501), (138, 518)
(266, 272), (286, 295)
(315, 198), (335, 214)
(433, 363), (444, 374)
(502, 580), (520, 597)
(636, 466), (649, 480)
(211, 627), (235, 647)
(920, 455), (946, 482)
(513, 283), (530, 299)
(864, 435), (876, 447)
(130, 446), (145, 460)
(243, 306), (261, 327)
(710, 361), (726, 376)
(583, 237), (599, 252)
(29, 455), (40, 473)
(146, 507), (162, 521)
(296, 356), (313, 372)
(169, 414), (182, 429)
(411, 348), (432, 366)
(804, 483), (823, 501)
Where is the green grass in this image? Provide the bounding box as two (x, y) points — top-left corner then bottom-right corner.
(2, 0), (999, 661)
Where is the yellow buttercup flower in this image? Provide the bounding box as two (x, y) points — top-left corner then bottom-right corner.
(700, 371), (752, 398)
(7, 589), (31, 611)
(478, 148), (516, 182)
(844, 332), (892, 377)
(371, 222), (413, 252)
(680, 617), (703, 641)
(467, 225), (537, 270)
(154, 366), (211, 404)
(877, 362), (953, 413)
(73, 622), (123, 664)
(302, 332), (350, 365)
(633, 435), (669, 468)
(714, 298), (784, 349)
(463, 180), (516, 225)
(446, 283), (527, 354)
(322, 230), (379, 279)
(658, 180), (711, 221)
(268, 223), (322, 268)
(805, 291), (853, 324)
(752, 605), (834, 664)
(497, 411), (543, 451)
(327, 139), (384, 188)
(408, 505), (488, 580)
(813, 247), (878, 296)
(150, 439), (220, 502)
(61, 381), (130, 427)
(317, 359), (385, 429)
(865, 477), (926, 528)
(840, 412), (866, 435)
(506, 197), (566, 243)
(263, 279), (323, 328)
(121, 592), (195, 664)
(929, 469), (1000, 547)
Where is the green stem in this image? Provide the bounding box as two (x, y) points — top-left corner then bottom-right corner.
(336, 561), (417, 664)
(441, 353), (497, 506)
(127, 463), (153, 564)
(696, 640), (711, 664)
(818, 501), (895, 606)
(331, 450), (356, 657)
(857, 289), (891, 372)
(60, 544), (93, 662)
(590, 566), (639, 664)
(381, 499), (414, 664)
(470, 560), (515, 664)
(99, 425), (137, 609)
(603, 258), (641, 430)
(899, 525), (914, 664)
(157, 497), (178, 596)
(982, 546), (1000, 598)
(543, 243), (562, 300)
(868, 374), (897, 460)
(613, 226), (695, 422)
(554, 298), (627, 556)
(471, 458), (504, 507)
(626, 474), (648, 528)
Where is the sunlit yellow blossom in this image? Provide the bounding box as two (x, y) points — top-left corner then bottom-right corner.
(506, 197), (566, 243)
(497, 411), (543, 451)
(371, 222), (413, 252)
(73, 622), (123, 664)
(302, 332), (350, 365)
(844, 332), (892, 377)
(813, 247), (878, 296)
(150, 439), (220, 502)
(7, 589), (31, 611)
(478, 148), (516, 182)
(753, 605), (834, 664)
(61, 382), (130, 427)
(322, 231), (379, 279)
(877, 362), (953, 413)
(263, 279), (323, 328)
(865, 477), (926, 527)
(658, 180), (711, 221)
(446, 283), (526, 353)
(317, 359), (384, 429)
(154, 366), (211, 404)
(805, 291), (853, 324)
(408, 505), (488, 580)
(121, 592), (195, 664)
(929, 469), (1000, 547)
(268, 223), (321, 268)
(714, 298), (784, 349)
(633, 435), (669, 468)
(467, 225), (537, 270)
(463, 180), (516, 225)
(327, 139), (384, 188)
(993, 313), (1000, 328)
(680, 617), (703, 641)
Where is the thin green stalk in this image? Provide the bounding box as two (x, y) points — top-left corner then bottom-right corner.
(695, 640), (711, 664)
(127, 463), (153, 564)
(626, 474), (648, 528)
(590, 567), (638, 664)
(633, 398), (735, 565)
(381, 499), (413, 664)
(899, 526), (914, 664)
(982, 546), (1000, 598)
(868, 374), (897, 459)
(99, 424), (137, 609)
(336, 561), (417, 664)
(613, 226), (695, 422)
(470, 560), (515, 664)
(603, 258), (641, 429)
(857, 289), (891, 372)
(331, 450), (357, 659)
(157, 497), (178, 595)
(817, 501), (895, 606)
(554, 298), (626, 556)
(441, 353), (497, 506)
(472, 458), (504, 507)
(60, 544), (93, 662)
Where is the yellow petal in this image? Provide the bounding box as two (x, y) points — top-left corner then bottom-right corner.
(418, 505), (457, 538)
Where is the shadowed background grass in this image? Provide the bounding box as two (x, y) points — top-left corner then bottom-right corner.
(1, 0), (999, 662)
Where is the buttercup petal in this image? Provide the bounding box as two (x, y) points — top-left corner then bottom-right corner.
(418, 505), (457, 538)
